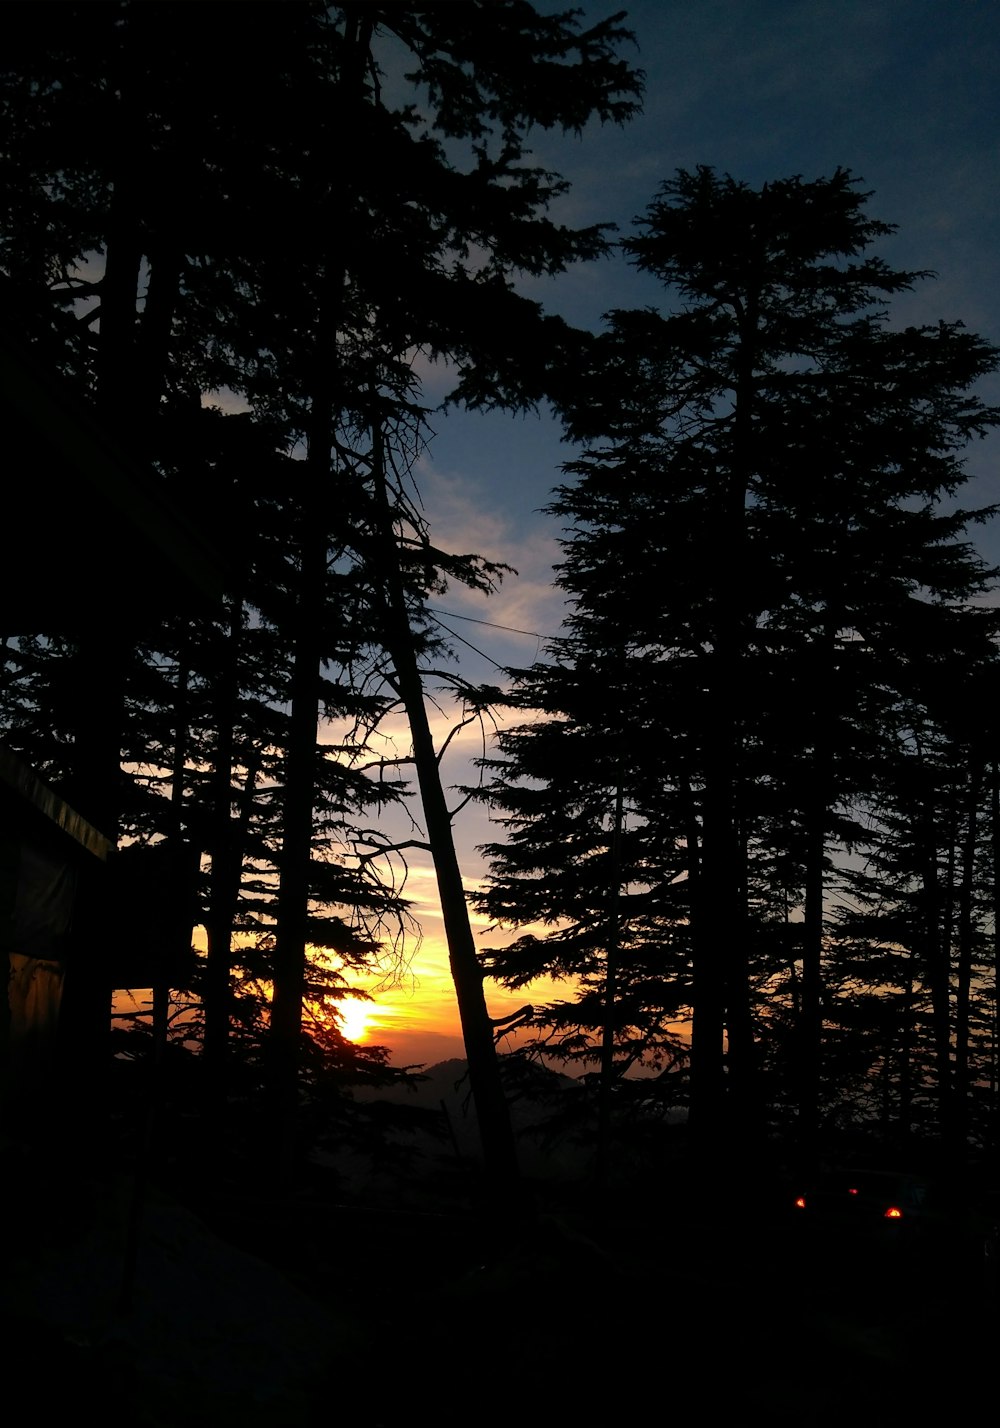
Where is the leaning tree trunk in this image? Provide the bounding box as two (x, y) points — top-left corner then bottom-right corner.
(370, 424), (518, 1194)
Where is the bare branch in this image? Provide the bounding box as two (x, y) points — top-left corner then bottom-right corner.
(435, 709), (481, 766)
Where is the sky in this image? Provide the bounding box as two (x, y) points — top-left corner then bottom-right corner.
(340, 0), (1000, 1066)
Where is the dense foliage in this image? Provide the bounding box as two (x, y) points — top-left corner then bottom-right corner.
(0, 2), (642, 1179)
(475, 169), (1000, 1162)
(6, 5), (999, 1180)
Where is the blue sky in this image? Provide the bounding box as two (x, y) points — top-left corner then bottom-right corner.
(419, 0), (1000, 658)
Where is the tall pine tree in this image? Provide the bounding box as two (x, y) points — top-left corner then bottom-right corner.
(477, 169), (1000, 1165)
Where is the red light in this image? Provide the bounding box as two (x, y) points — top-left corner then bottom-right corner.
(794, 1196), (806, 1209)
(884, 1206), (903, 1219)
(848, 1187), (858, 1195)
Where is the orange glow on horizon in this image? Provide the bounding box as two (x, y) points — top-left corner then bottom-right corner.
(176, 917), (691, 1068)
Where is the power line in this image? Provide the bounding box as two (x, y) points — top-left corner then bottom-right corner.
(428, 615), (509, 672)
(425, 605), (552, 640)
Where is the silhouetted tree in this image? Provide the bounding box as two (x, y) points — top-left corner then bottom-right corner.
(829, 611), (1000, 1152)
(473, 643), (693, 1175)
(1, 2), (644, 1185)
(476, 168), (1000, 1166)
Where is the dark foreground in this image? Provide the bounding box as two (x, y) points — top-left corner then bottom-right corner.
(3, 1138), (994, 1428)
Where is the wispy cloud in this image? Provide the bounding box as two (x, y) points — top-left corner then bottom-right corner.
(413, 457), (569, 653)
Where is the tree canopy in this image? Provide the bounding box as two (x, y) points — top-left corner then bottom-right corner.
(475, 167), (1000, 1164)
(0, 1), (643, 1185)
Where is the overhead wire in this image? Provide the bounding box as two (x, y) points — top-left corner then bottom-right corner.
(426, 613), (508, 672)
(425, 605), (551, 641)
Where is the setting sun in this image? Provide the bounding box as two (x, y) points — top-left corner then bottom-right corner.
(337, 998), (371, 1043)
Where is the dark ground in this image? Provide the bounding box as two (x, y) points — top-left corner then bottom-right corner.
(3, 1116), (994, 1426)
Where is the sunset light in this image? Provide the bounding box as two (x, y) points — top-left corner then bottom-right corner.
(5, 5), (993, 1420)
(336, 997), (371, 1044)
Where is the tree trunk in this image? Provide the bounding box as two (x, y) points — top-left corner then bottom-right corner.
(267, 10), (373, 1181)
(798, 629), (834, 1167)
(686, 765), (722, 1141)
(953, 759), (982, 1151)
(920, 795), (951, 1143)
(371, 425), (518, 1193)
(714, 301), (759, 1148)
(268, 407), (330, 1168)
(204, 601), (241, 1087)
(892, 949), (915, 1150)
(597, 778), (624, 1185)
(992, 762), (1000, 1144)
(799, 783), (825, 1164)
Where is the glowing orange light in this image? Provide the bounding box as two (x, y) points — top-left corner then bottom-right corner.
(337, 999), (371, 1043)
(884, 1206), (903, 1219)
(794, 1196), (806, 1209)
